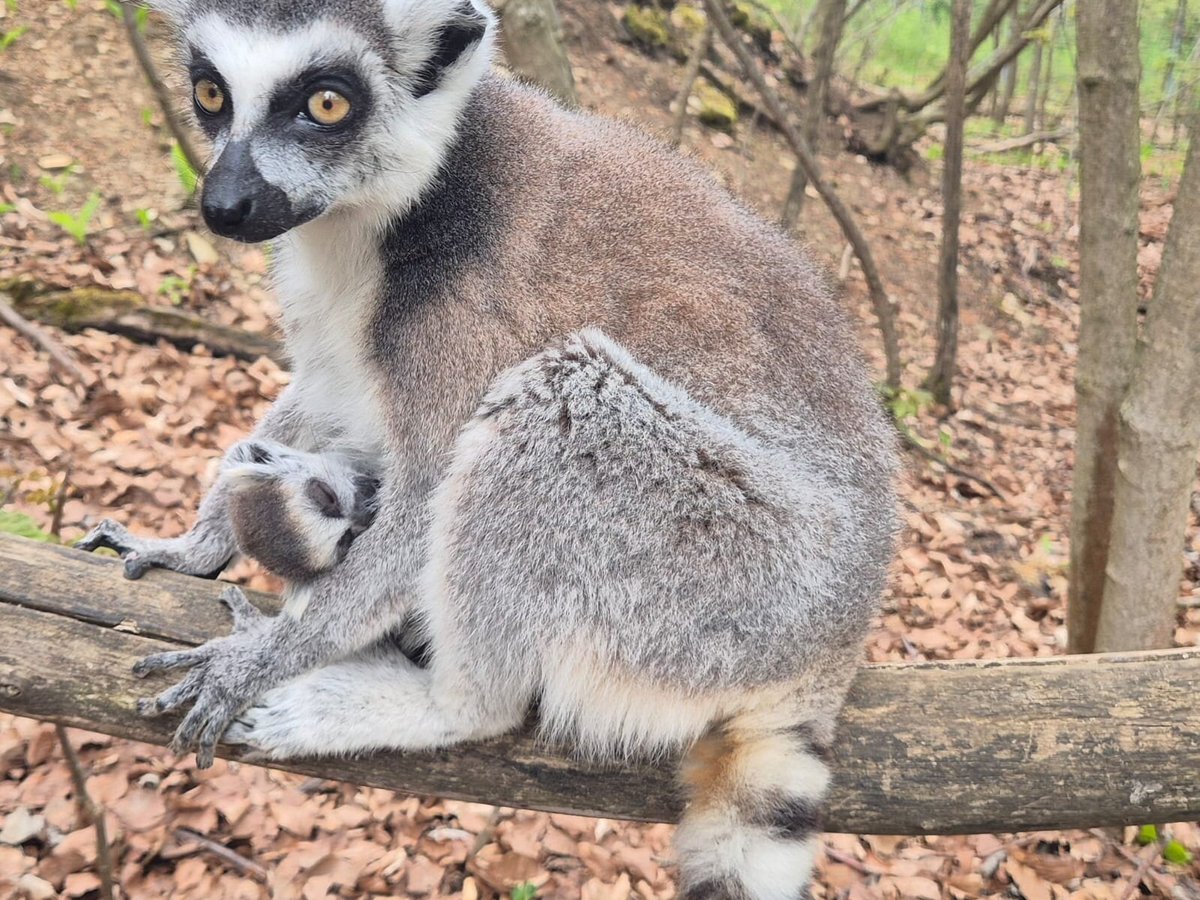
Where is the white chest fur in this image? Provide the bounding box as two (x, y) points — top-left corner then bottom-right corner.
(273, 216), (388, 458)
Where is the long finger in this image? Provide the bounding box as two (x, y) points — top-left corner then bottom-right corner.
(136, 670), (203, 717)
(133, 647), (207, 678)
(172, 702), (211, 755)
(218, 587), (261, 629)
(195, 714), (231, 769)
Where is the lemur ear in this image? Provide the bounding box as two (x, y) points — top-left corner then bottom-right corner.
(138, 0), (190, 23)
(411, 1), (493, 98)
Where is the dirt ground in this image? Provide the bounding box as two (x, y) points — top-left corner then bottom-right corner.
(1, 1), (1198, 898)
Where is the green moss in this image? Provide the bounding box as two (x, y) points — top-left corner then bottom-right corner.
(669, 3), (707, 42)
(731, 1), (772, 43)
(695, 82), (737, 131)
(622, 4), (669, 48)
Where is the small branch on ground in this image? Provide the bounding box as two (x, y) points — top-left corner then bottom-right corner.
(120, 0), (205, 175)
(49, 464), (72, 540)
(898, 425), (1007, 500)
(972, 127), (1071, 154)
(702, 0), (902, 389)
(56, 725), (116, 900)
(0, 295), (93, 386)
(175, 827), (269, 881)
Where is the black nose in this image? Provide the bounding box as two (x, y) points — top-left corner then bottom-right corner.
(202, 195), (253, 229)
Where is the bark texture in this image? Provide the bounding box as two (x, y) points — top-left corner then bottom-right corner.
(1068, 0), (1142, 653)
(925, 0), (971, 407)
(496, 0), (578, 108)
(2, 534), (1200, 833)
(1096, 111), (1200, 650)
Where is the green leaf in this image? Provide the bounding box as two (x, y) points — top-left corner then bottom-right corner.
(172, 143), (199, 196)
(47, 192), (102, 246)
(1163, 839), (1194, 865)
(0, 202), (14, 215)
(511, 884), (538, 900)
(1136, 824), (1159, 845)
(0, 25), (28, 51)
(0, 510), (56, 543)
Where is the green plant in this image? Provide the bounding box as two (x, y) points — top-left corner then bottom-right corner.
(0, 202), (14, 216)
(140, 106), (155, 127)
(135, 207), (156, 231)
(103, 0), (148, 29)
(878, 384), (934, 423)
(62, 0), (77, 8)
(158, 270), (194, 306)
(39, 163), (76, 196)
(172, 142), (199, 196)
(48, 192), (102, 246)
(1136, 825), (1195, 866)
(510, 884), (538, 900)
(0, 510), (55, 543)
(0, 24), (27, 51)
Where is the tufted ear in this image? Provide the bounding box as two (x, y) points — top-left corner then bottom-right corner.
(139, 0), (190, 21)
(409, 0), (494, 97)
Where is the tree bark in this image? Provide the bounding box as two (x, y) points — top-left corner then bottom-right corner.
(781, 0), (847, 229)
(1095, 110), (1200, 651)
(495, 0), (578, 108)
(924, 0), (972, 407)
(1023, 33), (1044, 134)
(3, 534), (1200, 833)
(702, 0), (902, 388)
(1068, 0), (1142, 654)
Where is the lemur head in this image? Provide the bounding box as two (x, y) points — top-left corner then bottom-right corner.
(223, 441), (381, 582)
(148, 0), (496, 241)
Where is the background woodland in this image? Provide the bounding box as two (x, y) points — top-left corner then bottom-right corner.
(1, 0), (1199, 898)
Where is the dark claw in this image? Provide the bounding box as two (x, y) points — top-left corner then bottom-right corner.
(75, 520), (132, 555)
(196, 716), (228, 769)
(137, 698), (160, 717)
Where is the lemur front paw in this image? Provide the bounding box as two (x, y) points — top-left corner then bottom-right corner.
(222, 678), (330, 761)
(75, 518), (225, 580)
(134, 587), (274, 767)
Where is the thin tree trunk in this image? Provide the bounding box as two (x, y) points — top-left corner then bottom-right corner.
(1023, 36), (1044, 134)
(925, 0), (972, 407)
(1036, 6), (1061, 130)
(702, 0), (903, 389)
(670, 22), (713, 146)
(1153, 0), (1189, 144)
(496, 0), (578, 108)
(1096, 111), (1200, 651)
(781, 0), (847, 229)
(993, 6), (1020, 124)
(1068, 0), (1142, 654)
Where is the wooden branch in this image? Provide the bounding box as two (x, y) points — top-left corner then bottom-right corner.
(0, 296), (93, 386)
(1, 284), (283, 366)
(2, 534), (1200, 834)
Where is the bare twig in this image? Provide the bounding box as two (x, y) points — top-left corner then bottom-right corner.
(0, 294), (92, 386)
(56, 725), (116, 900)
(898, 425), (1007, 500)
(703, 0), (902, 388)
(176, 827), (269, 881)
(120, 1), (205, 175)
(1090, 830), (1175, 899)
(671, 22), (714, 146)
(823, 845), (882, 875)
(49, 464), (72, 540)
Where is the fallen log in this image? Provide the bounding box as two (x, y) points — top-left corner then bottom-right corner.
(1, 532), (1198, 834)
(0, 280), (284, 365)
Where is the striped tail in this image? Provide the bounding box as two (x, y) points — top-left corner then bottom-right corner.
(674, 714), (831, 900)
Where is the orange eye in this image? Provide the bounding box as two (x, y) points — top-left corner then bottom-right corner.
(194, 78), (225, 114)
(307, 90), (351, 126)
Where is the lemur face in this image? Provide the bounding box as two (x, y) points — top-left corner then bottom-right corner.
(151, 0), (495, 242)
(223, 440), (381, 582)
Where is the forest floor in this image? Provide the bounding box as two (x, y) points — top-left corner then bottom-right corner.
(1, 1), (1199, 898)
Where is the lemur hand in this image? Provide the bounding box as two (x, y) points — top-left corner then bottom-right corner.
(134, 586), (275, 768)
(75, 519), (229, 580)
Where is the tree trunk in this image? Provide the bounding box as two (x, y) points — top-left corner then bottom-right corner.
(1153, 0), (1189, 144)
(1023, 35), (1044, 134)
(925, 0), (972, 407)
(1036, 6), (1060, 130)
(670, 22), (713, 146)
(993, 4), (1021, 124)
(781, 0), (847, 229)
(1095, 112), (1200, 651)
(496, 0), (578, 108)
(1068, 0), (1142, 654)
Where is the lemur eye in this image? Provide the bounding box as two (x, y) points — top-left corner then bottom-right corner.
(307, 90), (351, 126)
(194, 78), (225, 115)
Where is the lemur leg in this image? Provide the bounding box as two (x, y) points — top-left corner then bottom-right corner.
(76, 386), (313, 579)
(222, 642), (533, 759)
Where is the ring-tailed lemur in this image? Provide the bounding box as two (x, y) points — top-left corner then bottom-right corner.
(77, 1), (898, 896)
